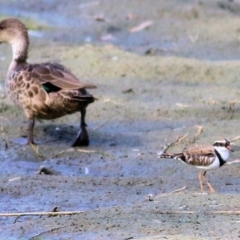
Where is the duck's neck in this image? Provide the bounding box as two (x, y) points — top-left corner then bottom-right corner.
(7, 36), (29, 76)
(11, 36), (29, 63)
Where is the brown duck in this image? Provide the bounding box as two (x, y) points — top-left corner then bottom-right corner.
(0, 18), (96, 146)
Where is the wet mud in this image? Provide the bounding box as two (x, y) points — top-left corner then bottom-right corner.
(1, 0), (240, 239)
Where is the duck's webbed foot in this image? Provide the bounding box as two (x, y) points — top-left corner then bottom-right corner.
(72, 126), (89, 147)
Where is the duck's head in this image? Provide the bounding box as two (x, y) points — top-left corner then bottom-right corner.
(0, 18), (29, 45)
(0, 18), (29, 61)
(213, 139), (233, 152)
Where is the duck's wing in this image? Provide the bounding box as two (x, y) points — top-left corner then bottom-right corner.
(25, 62), (96, 90)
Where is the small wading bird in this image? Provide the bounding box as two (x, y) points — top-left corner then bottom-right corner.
(160, 139), (233, 193)
(0, 18), (96, 146)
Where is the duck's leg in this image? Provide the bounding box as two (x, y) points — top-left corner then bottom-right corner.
(27, 118), (35, 145)
(198, 171), (204, 192)
(72, 108), (89, 147)
(202, 171), (215, 193)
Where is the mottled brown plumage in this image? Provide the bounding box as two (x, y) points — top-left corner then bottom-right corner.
(172, 146), (216, 167)
(0, 18), (96, 146)
(160, 139), (233, 193)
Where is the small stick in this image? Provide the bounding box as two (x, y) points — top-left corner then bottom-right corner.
(54, 148), (94, 157)
(14, 207), (60, 223)
(231, 136), (240, 142)
(162, 134), (188, 153)
(227, 159), (240, 165)
(54, 148), (115, 160)
(3, 209), (240, 218)
(152, 210), (240, 215)
(78, 1), (99, 9)
(153, 186), (186, 200)
(94, 121), (108, 131)
(168, 186), (186, 194)
(13, 215), (21, 224)
(0, 211), (84, 217)
(30, 144), (45, 160)
(188, 125), (204, 144)
(30, 225), (73, 239)
(195, 125), (203, 137)
(207, 210), (240, 214)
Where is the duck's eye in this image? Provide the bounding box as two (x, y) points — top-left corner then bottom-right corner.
(0, 24), (4, 30)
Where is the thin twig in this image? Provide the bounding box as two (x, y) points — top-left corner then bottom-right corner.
(13, 215), (21, 224)
(188, 125), (204, 144)
(30, 144), (45, 160)
(14, 207), (60, 223)
(0, 211), (84, 217)
(168, 186), (186, 194)
(162, 134), (188, 153)
(94, 121), (108, 131)
(231, 136), (240, 142)
(55, 148), (95, 157)
(227, 159), (240, 165)
(153, 186), (186, 200)
(54, 148), (115, 160)
(129, 20), (153, 33)
(152, 210), (240, 215)
(196, 125), (203, 137)
(29, 225), (73, 240)
(78, 1), (99, 9)
(3, 209), (240, 219)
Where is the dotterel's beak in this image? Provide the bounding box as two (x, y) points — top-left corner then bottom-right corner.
(227, 145), (234, 152)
